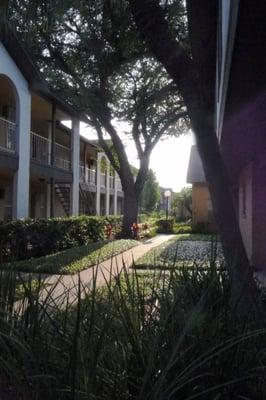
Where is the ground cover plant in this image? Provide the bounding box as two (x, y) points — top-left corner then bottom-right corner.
(134, 234), (223, 269)
(1, 239), (138, 275)
(0, 260), (265, 399)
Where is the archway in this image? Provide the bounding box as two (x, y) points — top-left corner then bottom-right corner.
(0, 74), (18, 151)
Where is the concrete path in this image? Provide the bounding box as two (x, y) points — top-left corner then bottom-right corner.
(32, 234), (175, 304)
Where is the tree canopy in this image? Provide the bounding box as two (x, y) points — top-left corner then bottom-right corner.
(7, 0), (188, 235)
(140, 169), (160, 213)
(171, 187), (192, 221)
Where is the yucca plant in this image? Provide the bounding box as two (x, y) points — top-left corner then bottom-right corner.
(0, 255), (265, 399)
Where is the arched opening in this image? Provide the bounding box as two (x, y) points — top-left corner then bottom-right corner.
(0, 74), (18, 152)
(0, 75), (19, 220)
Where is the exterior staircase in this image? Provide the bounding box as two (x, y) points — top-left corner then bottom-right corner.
(55, 183), (71, 216)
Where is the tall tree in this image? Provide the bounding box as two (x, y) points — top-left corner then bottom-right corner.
(171, 187), (192, 221)
(140, 169), (160, 213)
(129, 0), (260, 316)
(8, 0), (187, 236)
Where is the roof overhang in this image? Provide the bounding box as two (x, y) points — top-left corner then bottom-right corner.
(0, 26), (88, 123)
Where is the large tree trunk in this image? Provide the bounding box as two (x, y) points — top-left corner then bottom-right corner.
(130, 0), (261, 317)
(121, 189), (139, 238)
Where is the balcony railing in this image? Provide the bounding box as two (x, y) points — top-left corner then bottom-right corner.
(31, 131), (51, 164)
(0, 117), (16, 152)
(80, 165), (85, 181)
(80, 166), (96, 185)
(117, 179), (122, 191)
(109, 175), (115, 190)
(31, 131), (71, 170)
(87, 168), (96, 185)
(54, 143), (71, 170)
(100, 173), (106, 188)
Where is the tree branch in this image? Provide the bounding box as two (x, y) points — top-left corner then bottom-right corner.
(129, 0), (194, 99)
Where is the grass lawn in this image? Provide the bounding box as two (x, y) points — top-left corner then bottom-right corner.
(2, 239), (139, 275)
(134, 234), (223, 269)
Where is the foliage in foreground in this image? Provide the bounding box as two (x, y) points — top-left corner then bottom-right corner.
(0, 261), (265, 399)
(2, 239), (138, 275)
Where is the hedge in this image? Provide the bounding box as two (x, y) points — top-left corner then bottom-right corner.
(155, 218), (174, 234)
(0, 215), (122, 262)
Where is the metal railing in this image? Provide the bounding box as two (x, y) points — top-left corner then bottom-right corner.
(109, 175), (115, 189)
(100, 173), (106, 188)
(80, 165), (85, 181)
(31, 131), (71, 170)
(55, 143), (71, 170)
(87, 168), (96, 185)
(116, 179), (122, 191)
(31, 131), (51, 164)
(80, 166), (96, 185)
(0, 117), (16, 152)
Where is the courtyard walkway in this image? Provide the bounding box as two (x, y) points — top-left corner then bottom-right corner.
(35, 234), (175, 303)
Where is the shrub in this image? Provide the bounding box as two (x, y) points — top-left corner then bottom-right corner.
(192, 222), (216, 234)
(155, 217), (174, 233)
(174, 223), (192, 234)
(0, 215), (123, 262)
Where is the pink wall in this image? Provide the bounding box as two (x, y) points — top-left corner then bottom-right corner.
(252, 158), (266, 271)
(238, 164), (253, 263)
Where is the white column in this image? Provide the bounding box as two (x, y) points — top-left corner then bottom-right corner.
(105, 162), (110, 215)
(96, 153), (101, 215)
(13, 91), (31, 219)
(114, 172), (118, 215)
(70, 118), (80, 216)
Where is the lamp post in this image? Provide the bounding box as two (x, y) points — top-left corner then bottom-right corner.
(164, 190), (171, 220)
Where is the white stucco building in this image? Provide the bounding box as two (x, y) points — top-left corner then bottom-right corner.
(0, 29), (123, 221)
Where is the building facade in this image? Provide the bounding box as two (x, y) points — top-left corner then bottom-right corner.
(186, 145), (215, 231)
(216, 1), (266, 270)
(0, 30), (123, 221)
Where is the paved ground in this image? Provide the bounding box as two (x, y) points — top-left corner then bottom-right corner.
(20, 235), (265, 305)
(33, 234), (175, 303)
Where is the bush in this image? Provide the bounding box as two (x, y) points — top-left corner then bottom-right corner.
(174, 223), (192, 234)
(0, 215), (123, 262)
(155, 218), (174, 233)
(192, 222), (216, 234)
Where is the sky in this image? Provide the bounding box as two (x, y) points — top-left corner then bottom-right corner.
(80, 123), (194, 193)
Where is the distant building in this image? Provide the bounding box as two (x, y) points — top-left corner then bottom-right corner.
(186, 145), (216, 232)
(216, 1), (266, 270)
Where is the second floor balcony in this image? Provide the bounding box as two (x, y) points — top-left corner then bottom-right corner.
(31, 131), (71, 171)
(0, 117), (16, 152)
(80, 166), (96, 185)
